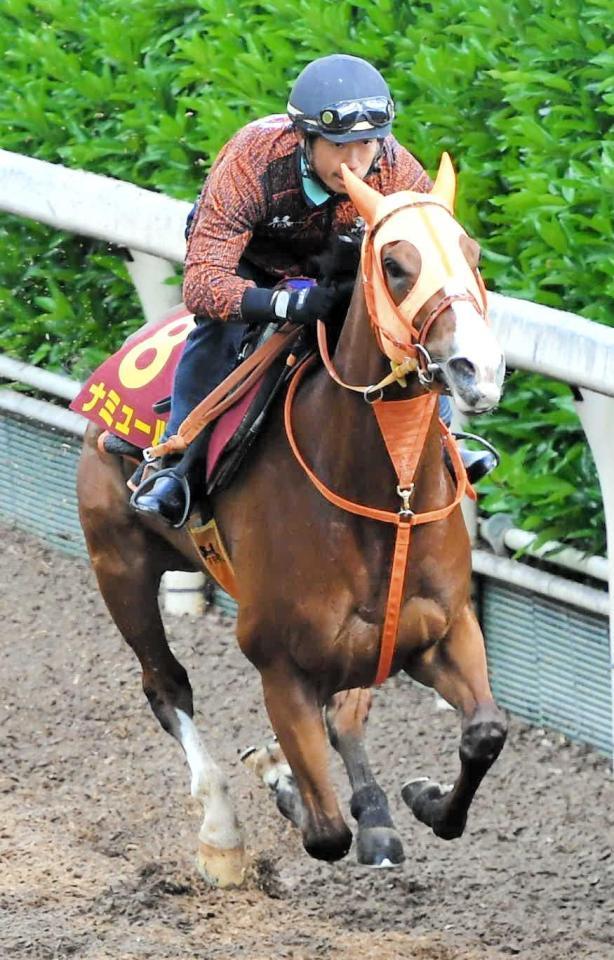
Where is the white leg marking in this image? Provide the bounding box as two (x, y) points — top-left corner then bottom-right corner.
(434, 691), (455, 712)
(175, 708), (243, 849)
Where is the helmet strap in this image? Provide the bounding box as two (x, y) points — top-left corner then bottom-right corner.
(303, 136), (333, 190)
(298, 136), (335, 206)
(368, 143), (384, 175)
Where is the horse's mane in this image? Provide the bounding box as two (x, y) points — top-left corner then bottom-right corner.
(308, 232), (361, 286)
(306, 232), (362, 335)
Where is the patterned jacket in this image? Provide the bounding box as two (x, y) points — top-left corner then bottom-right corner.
(184, 114), (431, 323)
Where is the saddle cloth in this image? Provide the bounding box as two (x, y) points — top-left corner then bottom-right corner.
(72, 303), (313, 598)
(73, 308), (306, 492)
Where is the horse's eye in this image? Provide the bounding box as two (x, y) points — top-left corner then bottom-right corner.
(384, 258), (406, 280)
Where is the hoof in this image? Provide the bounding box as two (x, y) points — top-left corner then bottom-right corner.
(357, 826), (405, 868)
(196, 841), (248, 888)
(401, 777), (464, 840)
(400, 776), (431, 809)
(304, 823), (353, 863)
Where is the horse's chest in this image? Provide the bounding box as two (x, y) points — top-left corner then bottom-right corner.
(398, 596), (450, 651)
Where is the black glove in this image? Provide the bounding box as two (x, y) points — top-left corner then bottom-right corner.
(271, 283), (339, 327)
(308, 234), (362, 285)
(240, 282), (346, 327)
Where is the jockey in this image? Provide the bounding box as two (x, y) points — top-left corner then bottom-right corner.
(133, 54), (496, 525)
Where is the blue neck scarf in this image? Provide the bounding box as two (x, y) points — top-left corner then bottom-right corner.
(299, 151), (333, 208)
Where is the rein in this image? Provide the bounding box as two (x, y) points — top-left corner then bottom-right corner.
(316, 323), (418, 399)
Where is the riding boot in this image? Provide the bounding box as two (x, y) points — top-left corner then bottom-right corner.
(438, 396), (499, 484)
(458, 447), (499, 484)
(131, 310), (249, 526)
(130, 457), (187, 527)
(131, 426), (213, 527)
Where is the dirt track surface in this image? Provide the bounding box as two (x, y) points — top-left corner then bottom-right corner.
(1, 523), (612, 960)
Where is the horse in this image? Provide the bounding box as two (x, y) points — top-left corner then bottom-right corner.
(77, 153), (508, 887)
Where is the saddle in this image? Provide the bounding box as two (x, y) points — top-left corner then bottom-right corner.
(98, 321), (312, 497)
(206, 334), (301, 493)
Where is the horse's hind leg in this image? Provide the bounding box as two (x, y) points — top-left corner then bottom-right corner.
(326, 689), (405, 868)
(93, 541), (246, 885)
(78, 447), (246, 885)
(402, 603), (507, 840)
(241, 739), (303, 827)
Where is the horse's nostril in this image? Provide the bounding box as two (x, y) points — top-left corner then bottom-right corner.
(448, 357), (477, 382)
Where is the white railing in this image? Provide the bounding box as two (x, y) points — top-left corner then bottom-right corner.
(1, 148), (613, 749)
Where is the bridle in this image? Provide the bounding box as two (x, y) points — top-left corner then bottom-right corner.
(317, 196), (489, 400)
(360, 198), (489, 389)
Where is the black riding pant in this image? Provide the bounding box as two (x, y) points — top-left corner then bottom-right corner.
(165, 259), (276, 437)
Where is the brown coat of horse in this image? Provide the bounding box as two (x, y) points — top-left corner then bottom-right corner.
(77, 156), (508, 886)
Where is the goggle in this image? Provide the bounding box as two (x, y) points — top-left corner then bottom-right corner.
(293, 97), (394, 134)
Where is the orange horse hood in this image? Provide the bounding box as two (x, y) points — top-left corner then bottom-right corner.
(341, 154), (485, 364)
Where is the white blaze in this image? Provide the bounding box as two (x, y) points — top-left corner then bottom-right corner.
(445, 283), (505, 412)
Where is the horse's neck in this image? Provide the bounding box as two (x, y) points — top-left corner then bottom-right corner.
(331, 282), (396, 389)
(302, 282), (449, 514)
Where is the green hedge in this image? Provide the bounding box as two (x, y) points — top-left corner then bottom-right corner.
(0, 0), (612, 552)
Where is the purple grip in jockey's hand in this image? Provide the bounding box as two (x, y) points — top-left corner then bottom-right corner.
(241, 278), (318, 325)
(279, 278), (317, 292)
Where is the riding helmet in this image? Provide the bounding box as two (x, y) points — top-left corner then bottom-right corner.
(287, 54), (394, 143)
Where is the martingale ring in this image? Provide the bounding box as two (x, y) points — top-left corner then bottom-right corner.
(364, 384), (384, 404)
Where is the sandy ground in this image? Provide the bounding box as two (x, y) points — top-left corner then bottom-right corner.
(0, 523), (612, 960)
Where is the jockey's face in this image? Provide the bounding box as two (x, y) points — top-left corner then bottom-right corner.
(304, 134), (380, 193)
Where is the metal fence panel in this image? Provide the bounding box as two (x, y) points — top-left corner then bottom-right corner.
(0, 413), (86, 557)
(481, 578), (611, 755)
(0, 412), (239, 615)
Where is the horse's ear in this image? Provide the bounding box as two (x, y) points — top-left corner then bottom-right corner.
(341, 163), (380, 225)
(430, 152), (456, 212)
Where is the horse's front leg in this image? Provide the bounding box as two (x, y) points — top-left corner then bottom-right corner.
(326, 689), (404, 867)
(259, 659), (352, 862)
(242, 689), (405, 867)
(402, 603), (507, 839)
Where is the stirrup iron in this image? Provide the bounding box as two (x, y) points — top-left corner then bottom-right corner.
(129, 466), (192, 529)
